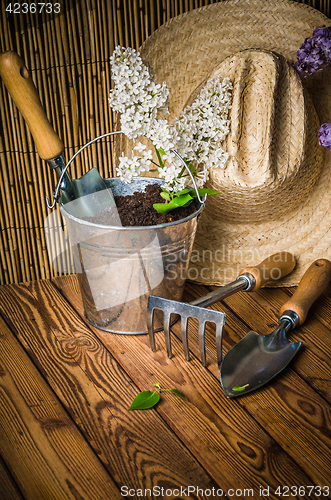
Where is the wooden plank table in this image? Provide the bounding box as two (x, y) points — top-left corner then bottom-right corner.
(0, 276), (330, 500)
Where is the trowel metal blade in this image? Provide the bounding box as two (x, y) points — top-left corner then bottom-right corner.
(63, 167), (119, 220)
(220, 329), (302, 398)
(64, 188), (120, 222)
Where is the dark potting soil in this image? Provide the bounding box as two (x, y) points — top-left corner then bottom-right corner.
(83, 183), (197, 227)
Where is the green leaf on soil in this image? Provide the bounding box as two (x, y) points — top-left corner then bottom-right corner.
(128, 391), (160, 410)
(175, 188), (191, 196)
(189, 188), (219, 198)
(160, 192), (171, 201)
(153, 194), (193, 214)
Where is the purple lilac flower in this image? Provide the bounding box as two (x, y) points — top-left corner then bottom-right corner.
(318, 123), (331, 148)
(294, 25), (331, 77)
(312, 25), (331, 62)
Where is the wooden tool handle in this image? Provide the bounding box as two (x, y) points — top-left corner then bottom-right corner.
(279, 259), (331, 325)
(240, 252), (296, 291)
(0, 50), (64, 160)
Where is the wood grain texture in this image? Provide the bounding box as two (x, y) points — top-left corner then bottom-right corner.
(180, 283), (331, 486)
(51, 275), (317, 499)
(0, 280), (219, 499)
(0, 455), (23, 500)
(0, 316), (119, 500)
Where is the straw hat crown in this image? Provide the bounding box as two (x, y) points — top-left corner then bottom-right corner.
(202, 49), (322, 223)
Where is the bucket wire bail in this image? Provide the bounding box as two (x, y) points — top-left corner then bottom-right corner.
(46, 131), (208, 209)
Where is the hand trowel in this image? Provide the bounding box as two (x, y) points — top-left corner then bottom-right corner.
(0, 50), (116, 219)
(221, 259), (331, 397)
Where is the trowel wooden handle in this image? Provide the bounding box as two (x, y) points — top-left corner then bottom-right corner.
(240, 252), (296, 291)
(0, 50), (64, 160)
(280, 259), (331, 325)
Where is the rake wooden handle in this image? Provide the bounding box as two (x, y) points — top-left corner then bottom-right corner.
(240, 251), (296, 291)
(0, 50), (64, 160)
(279, 259), (331, 325)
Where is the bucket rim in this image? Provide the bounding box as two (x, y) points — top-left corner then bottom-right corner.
(60, 176), (204, 230)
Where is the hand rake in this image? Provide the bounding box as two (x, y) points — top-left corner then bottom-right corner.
(147, 252), (296, 367)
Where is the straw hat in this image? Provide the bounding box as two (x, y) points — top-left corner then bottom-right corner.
(136, 0), (331, 286)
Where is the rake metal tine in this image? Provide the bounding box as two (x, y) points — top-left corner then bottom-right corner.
(147, 302), (156, 352)
(215, 321), (224, 368)
(181, 315), (190, 361)
(148, 295), (174, 358)
(163, 312), (172, 359)
(148, 295), (225, 366)
(198, 321), (207, 367)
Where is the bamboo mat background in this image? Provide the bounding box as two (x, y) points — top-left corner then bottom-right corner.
(0, 0), (330, 285)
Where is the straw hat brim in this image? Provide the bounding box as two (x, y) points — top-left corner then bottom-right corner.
(137, 0), (331, 287)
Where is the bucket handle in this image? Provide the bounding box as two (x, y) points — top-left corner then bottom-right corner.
(46, 131), (207, 209)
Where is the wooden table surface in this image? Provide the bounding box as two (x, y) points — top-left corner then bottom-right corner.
(0, 276), (330, 500)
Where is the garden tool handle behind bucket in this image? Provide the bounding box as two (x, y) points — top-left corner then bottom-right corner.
(0, 50), (74, 202)
(0, 50), (64, 160)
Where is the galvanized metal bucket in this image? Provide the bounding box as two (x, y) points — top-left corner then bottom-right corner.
(59, 133), (205, 334)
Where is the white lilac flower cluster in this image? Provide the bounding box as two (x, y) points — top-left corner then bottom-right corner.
(108, 46), (170, 141)
(109, 46), (232, 191)
(173, 76), (233, 187)
(117, 142), (152, 183)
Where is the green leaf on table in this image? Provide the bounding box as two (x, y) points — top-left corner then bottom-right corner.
(189, 188), (219, 198)
(128, 390), (160, 410)
(157, 147), (166, 156)
(153, 194), (193, 214)
(232, 384), (249, 392)
(170, 388), (187, 399)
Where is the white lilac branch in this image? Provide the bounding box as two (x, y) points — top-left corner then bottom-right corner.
(109, 46), (233, 205)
